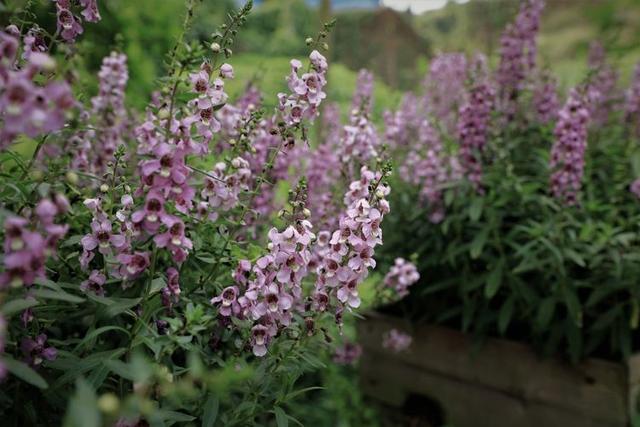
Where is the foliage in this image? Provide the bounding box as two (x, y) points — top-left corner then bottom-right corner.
(0, 1), (390, 425)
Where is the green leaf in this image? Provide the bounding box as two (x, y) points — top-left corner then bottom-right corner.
(32, 289), (84, 304)
(562, 286), (582, 327)
(154, 410), (196, 423)
(203, 394), (219, 427)
(103, 359), (136, 381)
(273, 407), (288, 427)
(74, 326), (130, 351)
(2, 355), (48, 389)
(469, 228), (489, 259)
(468, 197), (483, 222)
(484, 261), (503, 299)
(1, 298), (39, 317)
(64, 378), (100, 427)
(564, 249), (586, 267)
(88, 295), (142, 317)
(498, 296), (515, 335)
(536, 298), (556, 330)
(150, 277), (167, 295)
(284, 386), (324, 401)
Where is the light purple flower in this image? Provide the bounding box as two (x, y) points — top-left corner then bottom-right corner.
(21, 334), (57, 367)
(384, 258), (420, 298)
(382, 329), (412, 353)
(80, 270), (106, 296)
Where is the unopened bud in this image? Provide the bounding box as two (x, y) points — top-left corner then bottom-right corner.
(158, 108), (170, 120)
(97, 393), (119, 414)
(322, 43), (329, 51)
(305, 37), (313, 46)
(100, 184), (110, 193)
(303, 208), (311, 218)
(66, 171), (79, 185)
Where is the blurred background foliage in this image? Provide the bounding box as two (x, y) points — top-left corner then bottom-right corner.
(14, 0), (640, 113)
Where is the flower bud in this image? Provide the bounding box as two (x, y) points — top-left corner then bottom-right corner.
(303, 208), (311, 218)
(158, 108), (170, 120)
(100, 184), (110, 193)
(66, 171), (79, 185)
(305, 37), (313, 46)
(210, 42), (221, 52)
(97, 393), (119, 414)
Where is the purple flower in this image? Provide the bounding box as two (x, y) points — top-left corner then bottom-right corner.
(586, 41), (619, 126)
(496, 0), (545, 117)
(79, 0), (101, 23)
(630, 179), (640, 199)
(1, 230), (46, 288)
(333, 341), (362, 365)
(384, 258), (420, 298)
(457, 81), (495, 192)
(549, 88), (591, 205)
(251, 325), (269, 357)
(211, 286), (240, 317)
(117, 252), (150, 279)
(533, 71), (559, 124)
(161, 267), (181, 309)
(54, 1), (84, 43)
(81, 218), (126, 255)
(423, 53), (468, 133)
(220, 63), (234, 79)
(626, 62), (640, 137)
(21, 334), (57, 367)
(0, 315), (6, 379)
(80, 270), (107, 296)
(153, 215), (193, 262)
(382, 329), (412, 353)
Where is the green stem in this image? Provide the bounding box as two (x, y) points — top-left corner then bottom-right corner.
(20, 134), (48, 180)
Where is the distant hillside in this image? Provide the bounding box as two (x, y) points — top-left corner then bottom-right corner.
(413, 0), (640, 88)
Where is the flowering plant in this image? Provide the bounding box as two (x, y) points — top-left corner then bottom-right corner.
(0, 1), (392, 425)
(376, 0), (640, 363)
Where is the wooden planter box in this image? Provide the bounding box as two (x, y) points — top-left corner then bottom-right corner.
(357, 312), (640, 427)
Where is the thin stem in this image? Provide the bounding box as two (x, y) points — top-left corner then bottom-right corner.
(21, 134), (48, 180)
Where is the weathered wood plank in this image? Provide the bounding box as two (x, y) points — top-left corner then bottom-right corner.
(357, 312), (633, 425)
(360, 349), (620, 427)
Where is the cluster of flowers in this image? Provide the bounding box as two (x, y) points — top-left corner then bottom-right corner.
(382, 328), (412, 353)
(1, 195), (69, 288)
(400, 118), (454, 223)
(457, 79), (495, 192)
(70, 52), (130, 178)
(533, 71), (560, 124)
(626, 63), (640, 137)
(384, 93), (420, 149)
(211, 163), (391, 357)
(0, 25), (75, 149)
(384, 258), (420, 298)
(332, 341), (362, 365)
(53, 0), (101, 43)
(313, 166), (390, 315)
(336, 70), (380, 175)
(213, 214), (316, 356)
(586, 41), (619, 126)
(278, 51), (328, 127)
(496, 0), (544, 116)
(423, 53), (468, 133)
(549, 88), (591, 205)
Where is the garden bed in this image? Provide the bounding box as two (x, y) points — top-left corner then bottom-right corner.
(357, 311), (640, 427)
